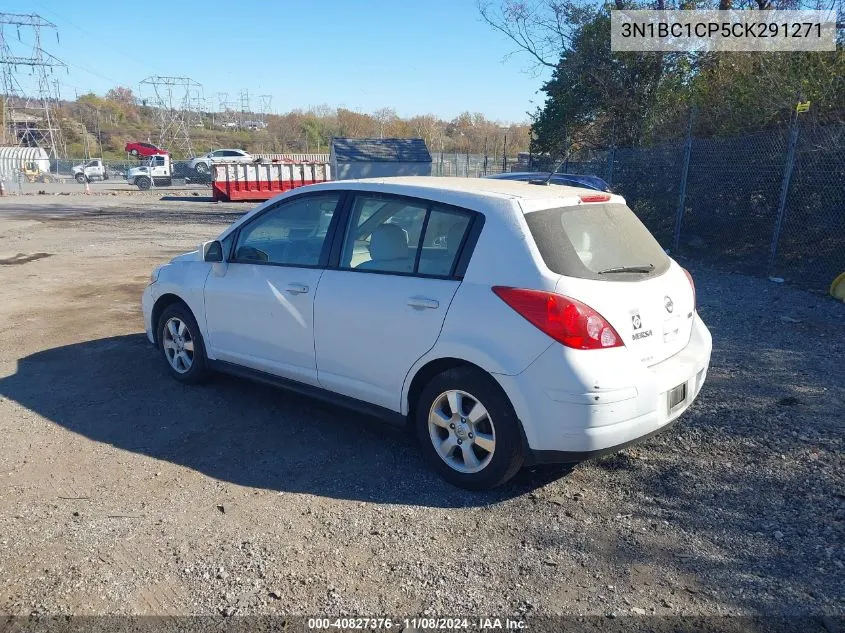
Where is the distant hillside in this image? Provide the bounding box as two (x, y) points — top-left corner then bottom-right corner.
(51, 88), (531, 160)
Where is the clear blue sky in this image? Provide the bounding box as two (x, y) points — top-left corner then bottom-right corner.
(6, 0), (550, 123)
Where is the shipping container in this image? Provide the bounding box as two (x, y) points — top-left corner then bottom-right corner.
(211, 161), (331, 202)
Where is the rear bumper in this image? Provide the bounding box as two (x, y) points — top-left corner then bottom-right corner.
(526, 416), (682, 465)
(495, 314), (712, 457)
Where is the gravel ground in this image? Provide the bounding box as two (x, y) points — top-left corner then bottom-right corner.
(0, 195), (842, 625)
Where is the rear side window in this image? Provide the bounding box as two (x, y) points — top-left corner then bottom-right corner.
(417, 208), (471, 276)
(524, 203), (670, 280)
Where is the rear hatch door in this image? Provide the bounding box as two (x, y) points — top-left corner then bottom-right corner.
(522, 196), (694, 366)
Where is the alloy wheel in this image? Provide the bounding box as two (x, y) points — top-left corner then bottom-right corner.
(162, 317), (194, 374)
(428, 389), (496, 474)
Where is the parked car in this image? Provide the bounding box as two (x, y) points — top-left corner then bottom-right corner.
(488, 171), (610, 192)
(72, 159), (108, 183)
(187, 149), (252, 175)
(142, 178), (711, 489)
(125, 142), (168, 158)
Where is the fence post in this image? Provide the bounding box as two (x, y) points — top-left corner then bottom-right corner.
(606, 124), (616, 186)
(673, 108), (694, 252)
(768, 107), (800, 274)
(483, 136), (488, 176)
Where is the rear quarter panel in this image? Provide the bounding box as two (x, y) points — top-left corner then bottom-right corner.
(400, 199), (559, 414)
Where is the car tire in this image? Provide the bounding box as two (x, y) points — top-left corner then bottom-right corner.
(130, 149), (138, 157)
(415, 366), (525, 490)
(75, 173), (87, 184)
(195, 162), (208, 175)
(136, 176), (151, 191)
(156, 302), (209, 384)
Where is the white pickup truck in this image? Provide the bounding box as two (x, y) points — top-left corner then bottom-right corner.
(125, 154), (174, 190)
(72, 159), (109, 183)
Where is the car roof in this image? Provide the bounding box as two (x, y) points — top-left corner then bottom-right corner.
(219, 177), (626, 241)
(308, 176), (610, 203)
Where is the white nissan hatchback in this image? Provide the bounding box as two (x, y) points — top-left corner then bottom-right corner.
(142, 177), (712, 489)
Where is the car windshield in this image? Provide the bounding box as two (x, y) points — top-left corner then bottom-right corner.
(524, 202), (670, 281)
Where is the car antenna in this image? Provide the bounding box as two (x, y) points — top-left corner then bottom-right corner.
(528, 156), (567, 186)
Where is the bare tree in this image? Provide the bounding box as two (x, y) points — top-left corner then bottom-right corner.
(478, 0), (606, 71)
(373, 107), (398, 138)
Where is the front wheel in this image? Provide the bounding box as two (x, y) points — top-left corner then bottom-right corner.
(75, 173), (87, 183)
(136, 176), (151, 190)
(156, 303), (209, 384)
(415, 367), (525, 490)
(194, 162), (208, 175)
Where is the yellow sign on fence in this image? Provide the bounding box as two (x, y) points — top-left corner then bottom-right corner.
(796, 101), (811, 113)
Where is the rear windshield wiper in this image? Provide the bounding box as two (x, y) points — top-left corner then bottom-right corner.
(597, 264), (654, 274)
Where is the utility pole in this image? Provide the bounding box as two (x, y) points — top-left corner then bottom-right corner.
(0, 12), (67, 157)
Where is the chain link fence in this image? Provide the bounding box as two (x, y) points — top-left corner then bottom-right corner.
(430, 152), (516, 177)
(477, 121), (843, 293)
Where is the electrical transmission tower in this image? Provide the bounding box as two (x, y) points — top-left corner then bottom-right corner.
(216, 91), (237, 129)
(140, 75), (202, 158)
(239, 89), (250, 128)
(258, 94), (272, 125)
(0, 13), (67, 158)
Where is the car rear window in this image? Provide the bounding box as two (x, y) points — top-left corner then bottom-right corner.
(524, 202), (670, 281)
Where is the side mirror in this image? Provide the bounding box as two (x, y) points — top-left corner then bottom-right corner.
(203, 240), (223, 262)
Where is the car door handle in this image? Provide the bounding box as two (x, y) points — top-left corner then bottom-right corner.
(285, 283), (310, 295)
(407, 297), (439, 310)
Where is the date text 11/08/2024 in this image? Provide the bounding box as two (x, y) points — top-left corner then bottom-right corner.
(307, 617), (527, 630)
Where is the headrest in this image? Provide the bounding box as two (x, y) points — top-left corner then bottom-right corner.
(369, 223), (408, 260)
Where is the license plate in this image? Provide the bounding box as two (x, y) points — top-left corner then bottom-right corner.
(668, 382), (687, 411)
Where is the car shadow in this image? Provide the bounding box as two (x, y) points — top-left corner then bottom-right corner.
(0, 335), (572, 508)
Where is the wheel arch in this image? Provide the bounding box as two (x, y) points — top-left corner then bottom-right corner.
(150, 293), (193, 345)
(405, 356), (504, 420)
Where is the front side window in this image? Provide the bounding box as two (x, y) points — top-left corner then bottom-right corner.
(233, 193), (341, 266)
(339, 194), (472, 277)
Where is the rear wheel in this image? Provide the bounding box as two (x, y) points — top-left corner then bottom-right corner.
(156, 303), (208, 384)
(136, 176), (151, 190)
(415, 367), (525, 490)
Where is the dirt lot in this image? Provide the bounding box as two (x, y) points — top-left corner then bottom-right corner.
(0, 193), (842, 626)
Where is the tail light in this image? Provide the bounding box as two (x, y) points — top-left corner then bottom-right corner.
(682, 268), (696, 311)
(492, 287), (623, 350)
